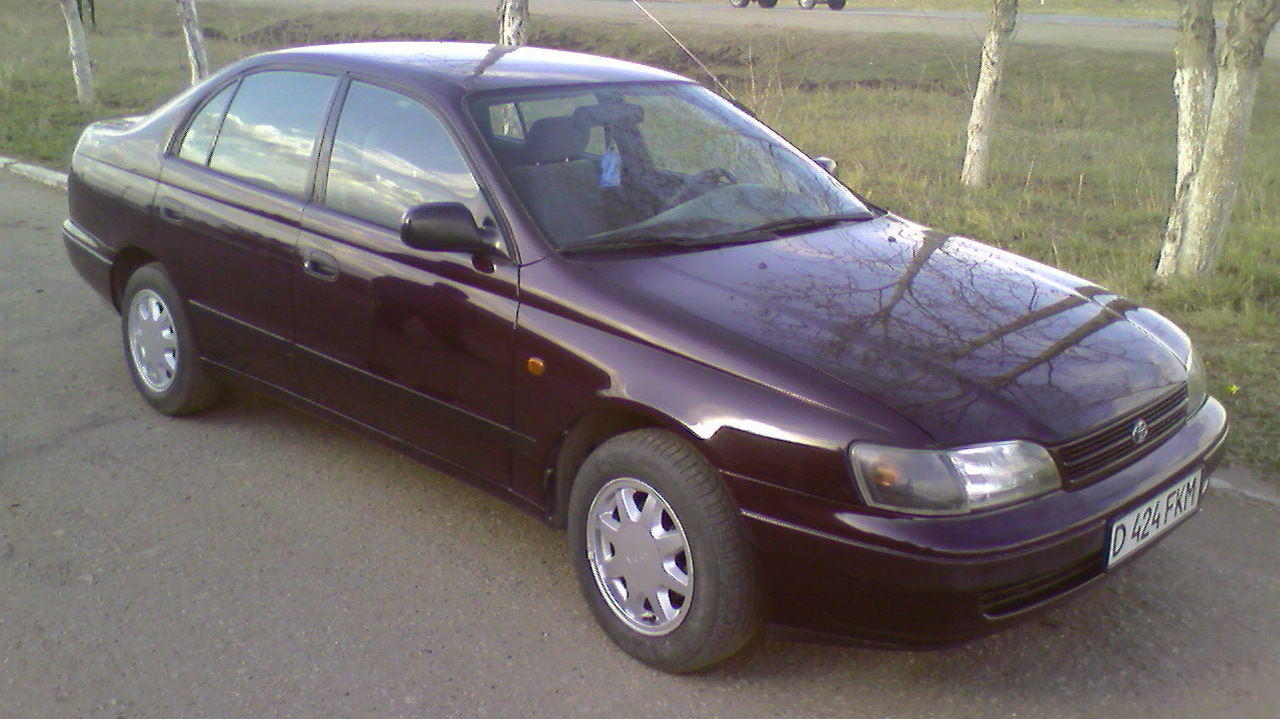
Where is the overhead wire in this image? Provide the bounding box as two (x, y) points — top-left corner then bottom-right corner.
(627, 0), (738, 102)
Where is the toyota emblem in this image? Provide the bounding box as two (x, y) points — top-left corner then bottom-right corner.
(1131, 418), (1150, 445)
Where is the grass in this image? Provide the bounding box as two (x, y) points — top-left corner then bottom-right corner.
(2, 0), (1276, 475)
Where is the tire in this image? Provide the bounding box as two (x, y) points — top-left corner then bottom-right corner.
(757, 0), (779, 7)
(728, 0), (750, 7)
(828, 0), (847, 9)
(121, 263), (221, 415)
(567, 429), (761, 673)
(798, 0), (817, 8)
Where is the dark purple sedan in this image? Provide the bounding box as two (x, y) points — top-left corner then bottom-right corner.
(62, 42), (1228, 672)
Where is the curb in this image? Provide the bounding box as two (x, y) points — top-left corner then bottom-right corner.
(0, 155), (69, 190)
(1212, 475), (1280, 510)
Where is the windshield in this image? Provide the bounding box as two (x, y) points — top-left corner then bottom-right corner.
(470, 83), (873, 253)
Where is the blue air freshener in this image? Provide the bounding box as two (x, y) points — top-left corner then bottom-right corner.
(600, 150), (622, 188)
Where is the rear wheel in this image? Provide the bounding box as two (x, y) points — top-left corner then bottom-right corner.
(758, 0), (779, 7)
(567, 429), (761, 673)
(728, 0), (750, 7)
(121, 263), (221, 415)
(798, 0), (817, 8)
(829, 0), (847, 9)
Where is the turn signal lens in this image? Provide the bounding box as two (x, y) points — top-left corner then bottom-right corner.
(1185, 345), (1208, 413)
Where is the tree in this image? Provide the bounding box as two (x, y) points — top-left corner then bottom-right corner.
(1156, 0), (1280, 278)
(77, 0), (96, 29)
(175, 0), (211, 85)
(498, 0), (529, 47)
(58, 0), (96, 106)
(961, 0), (1018, 188)
(1158, 0), (1215, 277)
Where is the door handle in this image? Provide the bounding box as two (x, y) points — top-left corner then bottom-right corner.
(157, 199), (186, 223)
(302, 249), (340, 281)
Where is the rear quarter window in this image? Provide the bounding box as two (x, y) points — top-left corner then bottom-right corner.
(176, 82), (236, 166)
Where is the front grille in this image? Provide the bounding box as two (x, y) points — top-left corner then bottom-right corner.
(1050, 385), (1188, 487)
(979, 553), (1104, 617)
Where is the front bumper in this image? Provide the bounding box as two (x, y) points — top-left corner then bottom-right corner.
(729, 397), (1228, 646)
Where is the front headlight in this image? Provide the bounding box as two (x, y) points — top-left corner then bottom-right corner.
(1185, 345), (1209, 412)
(850, 440), (1060, 516)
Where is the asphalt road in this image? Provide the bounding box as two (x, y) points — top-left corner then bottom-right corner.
(1, 165), (1279, 717)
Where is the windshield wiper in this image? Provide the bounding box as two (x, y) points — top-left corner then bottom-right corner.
(558, 213), (875, 256)
(721, 212), (875, 241)
(559, 234), (764, 256)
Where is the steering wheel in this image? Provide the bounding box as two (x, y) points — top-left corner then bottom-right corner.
(666, 168), (736, 208)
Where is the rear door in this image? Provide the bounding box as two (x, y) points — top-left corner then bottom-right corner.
(156, 70), (340, 389)
(294, 80), (519, 484)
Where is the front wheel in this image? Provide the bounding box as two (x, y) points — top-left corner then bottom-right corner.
(798, 0), (817, 8)
(757, 0), (779, 7)
(567, 429), (761, 673)
(828, 0), (847, 9)
(728, 0), (750, 7)
(121, 263), (221, 415)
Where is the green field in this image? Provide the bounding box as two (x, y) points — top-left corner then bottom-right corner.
(2, 0), (1275, 474)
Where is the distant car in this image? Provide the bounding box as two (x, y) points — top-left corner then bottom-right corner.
(63, 42), (1227, 672)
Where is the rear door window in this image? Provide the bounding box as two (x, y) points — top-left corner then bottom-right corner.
(205, 71), (338, 199)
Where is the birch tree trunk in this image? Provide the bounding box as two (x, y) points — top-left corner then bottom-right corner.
(58, 0), (96, 106)
(1156, 0), (1280, 278)
(961, 0), (1018, 188)
(77, 0), (96, 28)
(175, 0), (211, 85)
(498, 0), (529, 47)
(1155, 0), (1216, 276)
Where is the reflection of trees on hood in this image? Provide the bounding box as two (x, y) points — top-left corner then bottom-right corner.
(736, 224), (1172, 441)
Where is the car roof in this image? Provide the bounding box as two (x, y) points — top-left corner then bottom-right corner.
(246, 41), (692, 95)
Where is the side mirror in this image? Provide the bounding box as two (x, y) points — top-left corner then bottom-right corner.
(813, 157), (838, 175)
(400, 203), (506, 257)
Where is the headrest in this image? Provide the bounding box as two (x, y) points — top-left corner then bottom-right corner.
(524, 116), (588, 164)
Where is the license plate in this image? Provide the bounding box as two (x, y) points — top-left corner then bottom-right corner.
(1106, 469), (1202, 569)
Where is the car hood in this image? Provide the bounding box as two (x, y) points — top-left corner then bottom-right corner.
(584, 216), (1188, 446)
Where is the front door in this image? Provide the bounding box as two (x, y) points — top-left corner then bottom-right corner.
(293, 80), (518, 484)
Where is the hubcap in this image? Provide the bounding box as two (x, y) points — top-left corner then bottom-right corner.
(127, 289), (179, 393)
(585, 477), (692, 636)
